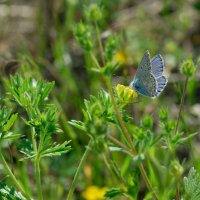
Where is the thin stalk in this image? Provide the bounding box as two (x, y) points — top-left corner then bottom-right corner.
(108, 134), (130, 153)
(95, 22), (105, 66)
(174, 77), (188, 200)
(174, 77), (189, 135)
(0, 149), (31, 199)
(101, 153), (119, 183)
(35, 157), (43, 200)
(26, 110), (37, 153)
(176, 184), (180, 200)
(67, 140), (92, 200)
(31, 127), (37, 153)
(27, 110), (43, 200)
(106, 80), (159, 200)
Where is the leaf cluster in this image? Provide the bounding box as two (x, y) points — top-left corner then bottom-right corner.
(69, 90), (114, 138)
(184, 167), (200, 200)
(4, 74), (71, 160)
(0, 183), (26, 200)
(0, 107), (21, 142)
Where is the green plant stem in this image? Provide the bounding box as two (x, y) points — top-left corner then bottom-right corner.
(108, 134), (130, 153)
(174, 77), (188, 200)
(67, 140), (92, 200)
(35, 157), (43, 200)
(0, 149), (31, 199)
(26, 110), (37, 152)
(95, 22), (105, 65)
(106, 79), (159, 200)
(174, 77), (189, 135)
(176, 183), (180, 200)
(27, 111), (43, 200)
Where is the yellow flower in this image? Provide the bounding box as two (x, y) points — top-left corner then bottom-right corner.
(82, 186), (107, 200)
(116, 84), (138, 104)
(114, 50), (130, 65)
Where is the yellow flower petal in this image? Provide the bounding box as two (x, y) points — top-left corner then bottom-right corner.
(114, 51), (129, 65)
(82, 186), (107, 200)
(116, 84), (138, 104)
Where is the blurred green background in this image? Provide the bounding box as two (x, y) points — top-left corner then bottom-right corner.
(0, 0), (200, 199)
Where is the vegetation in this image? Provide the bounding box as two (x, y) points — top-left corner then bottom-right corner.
(0, 1), (200, 199)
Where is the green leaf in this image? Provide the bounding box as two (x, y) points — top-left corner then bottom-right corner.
(108, 146), (132, 156)
(184, 167), (200, 200)
(3, 114), (18, 132)
(68, 120), (86, 132)
(104, 188), (125, 198)
(180, 132), (198, 143)
(40, 140), (71, 158)
(0, 132), (23, 141)
(0, 183), (26, 200)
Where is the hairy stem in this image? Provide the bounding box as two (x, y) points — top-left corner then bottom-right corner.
(67, 140), (92, 200)
(35, 157), (43, 200)
(0, 149), (31, 199)
(27, 110), (43, 200)
(108, 134), (130, 152)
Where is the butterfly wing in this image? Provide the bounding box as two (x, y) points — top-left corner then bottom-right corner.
(151, 54), (168, 96)
(151, 54), (164, 78)
(155, 75), (167, 96)
(132, 51), (157, 97)
(136, 50), (151, 76)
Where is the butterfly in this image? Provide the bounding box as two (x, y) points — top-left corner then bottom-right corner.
(129, 50), (167, 97)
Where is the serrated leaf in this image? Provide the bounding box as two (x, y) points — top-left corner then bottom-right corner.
(0, 183), (26, 200)
(40, 140), (71, 158)
(18, 139), (34, 159)
(68, 120), (86, 132)
(184, 167), (200, 200)
(0, 132), (23, 141)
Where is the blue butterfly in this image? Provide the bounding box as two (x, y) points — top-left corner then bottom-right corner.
(130, 50), (167, 97)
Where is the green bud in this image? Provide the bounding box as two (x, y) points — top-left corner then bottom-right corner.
(73, 22), (93, 51)
(159, 107), (168, 122)
(105, 36), (118, 61)
(141, 115), (153, 129)
(180, 58), (196, 77)
(164, 120), (176, 133)
(171, 160), (184, 177)
(101, 62), (119, 77)
(85, 4), (103, 22)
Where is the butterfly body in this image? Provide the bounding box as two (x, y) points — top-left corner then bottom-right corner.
(130, 51), (167, 97)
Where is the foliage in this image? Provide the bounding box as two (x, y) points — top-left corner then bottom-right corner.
(0, 183), (26, 200)
(184, 167), (200, 200)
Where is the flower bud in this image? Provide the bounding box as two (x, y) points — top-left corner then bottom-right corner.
(159, 107), (168, 122)
(180, 58), (196, 77)
(73, 22), (93, 51)
(141, 115), (153, 129)
(85, 4), (103, 22)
